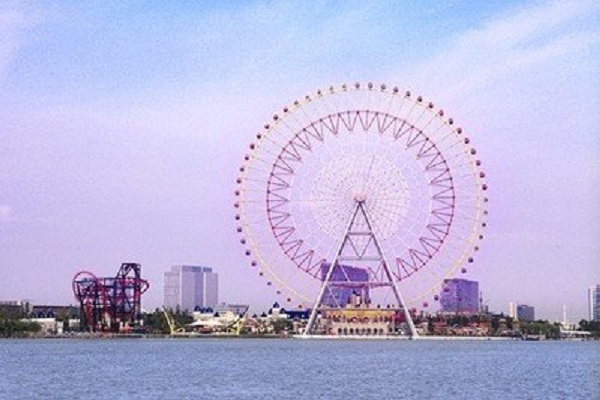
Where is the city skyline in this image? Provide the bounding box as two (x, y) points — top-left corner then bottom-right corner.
(1, 1), (599, 321)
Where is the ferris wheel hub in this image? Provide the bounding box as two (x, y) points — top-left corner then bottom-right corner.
(354, 194), (367, 203)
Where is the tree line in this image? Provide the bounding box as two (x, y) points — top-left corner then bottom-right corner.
(0, 309), (41, 338)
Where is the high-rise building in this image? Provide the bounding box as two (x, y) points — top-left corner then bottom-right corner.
(517, 304), (535, 322)
(439, 279), (479, 314)
(508, 302), (517, 319)
(588, 285), (600, 322)
(320, 263), (370, 307)
(163, 265), (218, 312)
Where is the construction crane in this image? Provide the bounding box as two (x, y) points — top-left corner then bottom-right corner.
(161, 307), (188, 336)
(226, 306), (249, 335)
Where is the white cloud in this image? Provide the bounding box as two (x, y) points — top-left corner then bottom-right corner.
(0, 205), (15, 223)
(402, 1), (600, 102)
(0, 4), (30, 80)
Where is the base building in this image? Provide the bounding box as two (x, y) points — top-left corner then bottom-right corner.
(319, 293), (404, 336)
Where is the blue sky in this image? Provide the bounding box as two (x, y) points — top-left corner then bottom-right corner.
(1, 1), (599, 321)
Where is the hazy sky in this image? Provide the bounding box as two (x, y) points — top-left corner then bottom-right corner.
(1, 1), (599, 321)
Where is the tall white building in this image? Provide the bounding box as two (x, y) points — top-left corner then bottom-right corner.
(588, 285), (600, 322)
(508, 302), (517, 319)
(164, 265), (218, 312)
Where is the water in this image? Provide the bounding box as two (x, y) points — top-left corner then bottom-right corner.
(0, 338), (598, 399)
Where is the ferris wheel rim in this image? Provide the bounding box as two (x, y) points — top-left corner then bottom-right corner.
(235, 82), (488, 306)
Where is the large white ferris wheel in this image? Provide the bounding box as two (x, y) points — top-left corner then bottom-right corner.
(234, 83), (488, 337)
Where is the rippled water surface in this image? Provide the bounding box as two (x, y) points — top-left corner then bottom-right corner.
(1, 338), (599, 399)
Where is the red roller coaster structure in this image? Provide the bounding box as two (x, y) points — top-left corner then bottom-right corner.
(72, 263), (150, 332)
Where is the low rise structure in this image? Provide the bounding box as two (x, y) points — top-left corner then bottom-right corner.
(30, 305), (79, 319)
(213, 303), (248, 316)
(0, 300), (30, 317)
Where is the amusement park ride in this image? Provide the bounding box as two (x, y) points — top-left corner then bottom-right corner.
(234, 83), (488, 338)
(72, 263), (149, 333)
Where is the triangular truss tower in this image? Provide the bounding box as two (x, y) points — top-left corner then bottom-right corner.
(303, 198), (419, 338)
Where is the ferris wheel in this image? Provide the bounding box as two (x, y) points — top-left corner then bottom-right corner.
(234, 83), (488, 336)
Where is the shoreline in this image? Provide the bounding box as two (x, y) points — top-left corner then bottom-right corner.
(2, 333), (595, 341)
(293, 334), (515, 341)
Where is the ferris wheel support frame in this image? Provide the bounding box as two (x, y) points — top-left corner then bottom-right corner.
(303, 199), (419, 338)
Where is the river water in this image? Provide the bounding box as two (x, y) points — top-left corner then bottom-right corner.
(0, 338), (598, 399)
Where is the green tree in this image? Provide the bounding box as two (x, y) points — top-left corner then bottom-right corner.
(0, 312), (42, 338)
(143, 309), (170, 334)
(270, 318), (293, 334)
(578, 319), (600, 338)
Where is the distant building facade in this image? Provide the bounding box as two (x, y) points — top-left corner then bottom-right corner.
(439, 279), (479, 314)
(320, 263), (370, 307)
(589, 285), (600, 322)
(508, 302), (517, 319)
(30, 305), (80, 319)
(0, 300), (30, 318)
(213, 303), (248, 316)
(163, 265), (218, 312)
(516, 304), (535, 322)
